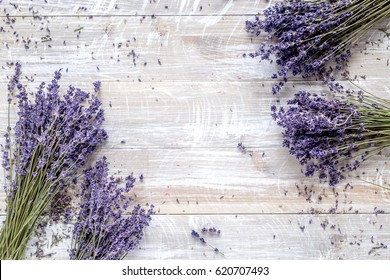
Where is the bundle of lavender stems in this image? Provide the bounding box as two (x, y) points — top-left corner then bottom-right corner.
(246, 0), (390, 93)
(0, 64), (107, 259)
(0, 64), (152, 259)
(273, 84), (390, 185)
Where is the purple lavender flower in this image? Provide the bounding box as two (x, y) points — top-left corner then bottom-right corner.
(92, 81), (101, 93)
(274, 87), (390, 185)
(6, 66), (107, 192)
(191, 229), (223, 255)
(0, 63), (107, 259)
(246, 0), (390, 93)
(70, 157), (153, 260)
(191, 230), (200, 239)
(202, 227), (221, 235)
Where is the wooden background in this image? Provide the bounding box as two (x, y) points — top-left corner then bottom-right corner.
(0, 0), (389, 259)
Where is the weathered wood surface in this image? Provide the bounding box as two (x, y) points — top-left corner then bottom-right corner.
(3, 0), (264, 16)
(0, 0), (389, 259)
(1, 147), (390, 215)
(18, 214), (390, 260)
(0, 17), (388, 83)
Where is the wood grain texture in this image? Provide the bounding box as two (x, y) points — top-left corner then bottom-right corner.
(0, 16), (388, 83)
(0, 147), (390, 215)
(0, 0), (390, 259)
(1, 81), (389, 149)
(3, 0), (265, 16)
(16, 214), (390, 260)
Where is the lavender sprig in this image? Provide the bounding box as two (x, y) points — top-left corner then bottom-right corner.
(191, 229), (224, 255)
(246, 0), (390, 93)
(70, 157), (153, 260)
(0, 63), (107, 259)
(273, 85), (390, 185)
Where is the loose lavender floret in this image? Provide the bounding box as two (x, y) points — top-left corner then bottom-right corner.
(202, 227), (221, 235)
(274, 87), (390, 185)
(246, 0), (390, 93)
(70, 157), (154, 260)
(237, 142), (246, 153)
(92, 80), (101, 93)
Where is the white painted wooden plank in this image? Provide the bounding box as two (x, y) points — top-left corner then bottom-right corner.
(1, 81), (389, 149)
(13, 214), (390, 259)
(0, 0), (389, 261)
(1, 0), (264, 16)
(1, 147), (390, 214)
(1, 80), (389, 215)
(0, 16), (389, 215)
(0, 16), (388, 83)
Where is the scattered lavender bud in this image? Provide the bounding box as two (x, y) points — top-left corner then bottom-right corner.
(93, 80), (101, 93)
(237, 142), (246, 153)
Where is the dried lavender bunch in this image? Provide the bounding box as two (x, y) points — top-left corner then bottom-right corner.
(273, 86), (390, 185)
(0, 63), (107, 259)
(70, 157), (153, 260)
(246, 0), (390, 93)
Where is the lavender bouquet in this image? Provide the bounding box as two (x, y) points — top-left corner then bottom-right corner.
(246, 0), (390, 93)
(0, 63), (107, 259)
(70, 157), (153, 260)
(273, 85), (390, 185)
